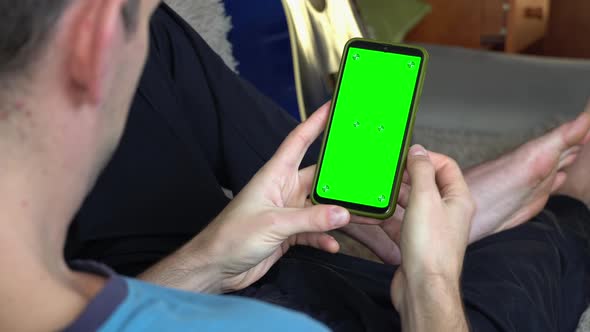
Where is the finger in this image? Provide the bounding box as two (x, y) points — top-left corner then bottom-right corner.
(271, 102), (330, 170)
(290, 232), (340, 254)
(382, 243), (401, 265)
(275, 205), (350, 237)
(298, 165), (317, 195)
(428, 150), (458, 170)
(398, 182), (410, 208)
(402, 170), (410, 185)
(406, 145), (438, 196)
(349, 213), (384, 225)
(341, 224), (401, 265)
(348, 201), (404, 224)
(428, 150), (471, 200)
(381, 205), (404, 245)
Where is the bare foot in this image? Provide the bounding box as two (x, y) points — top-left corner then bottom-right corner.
(557, 135), (590, 206)
(465, 109), (590, 243)
(340, 107), (590, 264)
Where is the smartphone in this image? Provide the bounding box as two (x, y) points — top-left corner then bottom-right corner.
(311, 38), (428, 219)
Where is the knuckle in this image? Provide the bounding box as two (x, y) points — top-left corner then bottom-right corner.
(408, 155), (427, 165)
(439, 155), (461, 174)
(315, 206), (339, 231)
(312, 207), (329, 228)
(446, 157), (461, 171)
(411, 158), (434, 174)
(291, 129), (311, 148)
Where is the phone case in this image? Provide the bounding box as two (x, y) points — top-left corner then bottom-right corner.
(311, 38), (429, 220)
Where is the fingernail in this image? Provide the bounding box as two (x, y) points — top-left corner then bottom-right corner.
(330, 207), (349, 227)
(410, 145), (427, 157)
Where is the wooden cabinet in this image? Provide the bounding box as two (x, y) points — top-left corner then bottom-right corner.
(481, 0), (506, 38)
(405, 0), (551, 53)
(505, 0), (550, 53)
(542, 0), (590, 59)
(404, 0), (482, 49)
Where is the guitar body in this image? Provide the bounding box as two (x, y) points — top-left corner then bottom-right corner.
(282, 0), (367, 119)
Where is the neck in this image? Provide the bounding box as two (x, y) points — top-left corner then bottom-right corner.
(0, 149), (104, 331)
(0, 158), (72, 268)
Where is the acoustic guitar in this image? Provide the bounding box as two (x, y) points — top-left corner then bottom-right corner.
(281, 0), (367, 119)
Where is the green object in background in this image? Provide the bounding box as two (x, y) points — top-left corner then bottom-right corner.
(356, 0), (431, 42)
(312, 39), (428, 219)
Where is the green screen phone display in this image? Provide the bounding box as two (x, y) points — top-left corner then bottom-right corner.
(314, 44), (423, 213)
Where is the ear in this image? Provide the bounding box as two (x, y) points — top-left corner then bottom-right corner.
(65, 0), (129, 106)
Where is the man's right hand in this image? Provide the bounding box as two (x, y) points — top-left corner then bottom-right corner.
(139, 104), (351, 294)
(391, 145), (475, 332)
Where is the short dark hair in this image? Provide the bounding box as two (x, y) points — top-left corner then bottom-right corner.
(122, 0), (141, 33)
(0, 0), (141, 80)
(0, 1), (74, 79)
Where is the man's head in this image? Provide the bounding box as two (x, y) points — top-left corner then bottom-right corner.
(0, 0), (159, 202)
(0, 1), (71, 80)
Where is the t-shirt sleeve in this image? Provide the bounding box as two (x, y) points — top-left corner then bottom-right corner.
(98, 279), (330, 332)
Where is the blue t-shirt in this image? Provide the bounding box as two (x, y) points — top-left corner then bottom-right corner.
(63, 262), (329, 332)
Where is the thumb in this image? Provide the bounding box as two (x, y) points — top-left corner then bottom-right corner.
(275, 205), (350, 237)
(406, 145), (438, 196)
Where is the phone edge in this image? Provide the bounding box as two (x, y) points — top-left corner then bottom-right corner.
(311, 38), (430, 221)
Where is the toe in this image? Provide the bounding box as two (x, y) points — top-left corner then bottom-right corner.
(564, 112), (590, 146)
(558, 153), (579, 170)
(551, 172), (568, 192)
(559, 145), (582, 163)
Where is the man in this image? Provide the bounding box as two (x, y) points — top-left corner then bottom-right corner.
(0, 2), (587, 332)
(65, 3), (590, 331)
(1, 1), (352, 330)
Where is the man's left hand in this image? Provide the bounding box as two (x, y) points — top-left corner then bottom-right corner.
(339, 177), (411, 265)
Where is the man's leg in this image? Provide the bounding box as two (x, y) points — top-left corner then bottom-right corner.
(558, 129), (590, 209)
(244, 196), (590, 331)
(253, 146), (590, 331)
(461, 196), (590, 331)
(465, 108), (590, 243)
